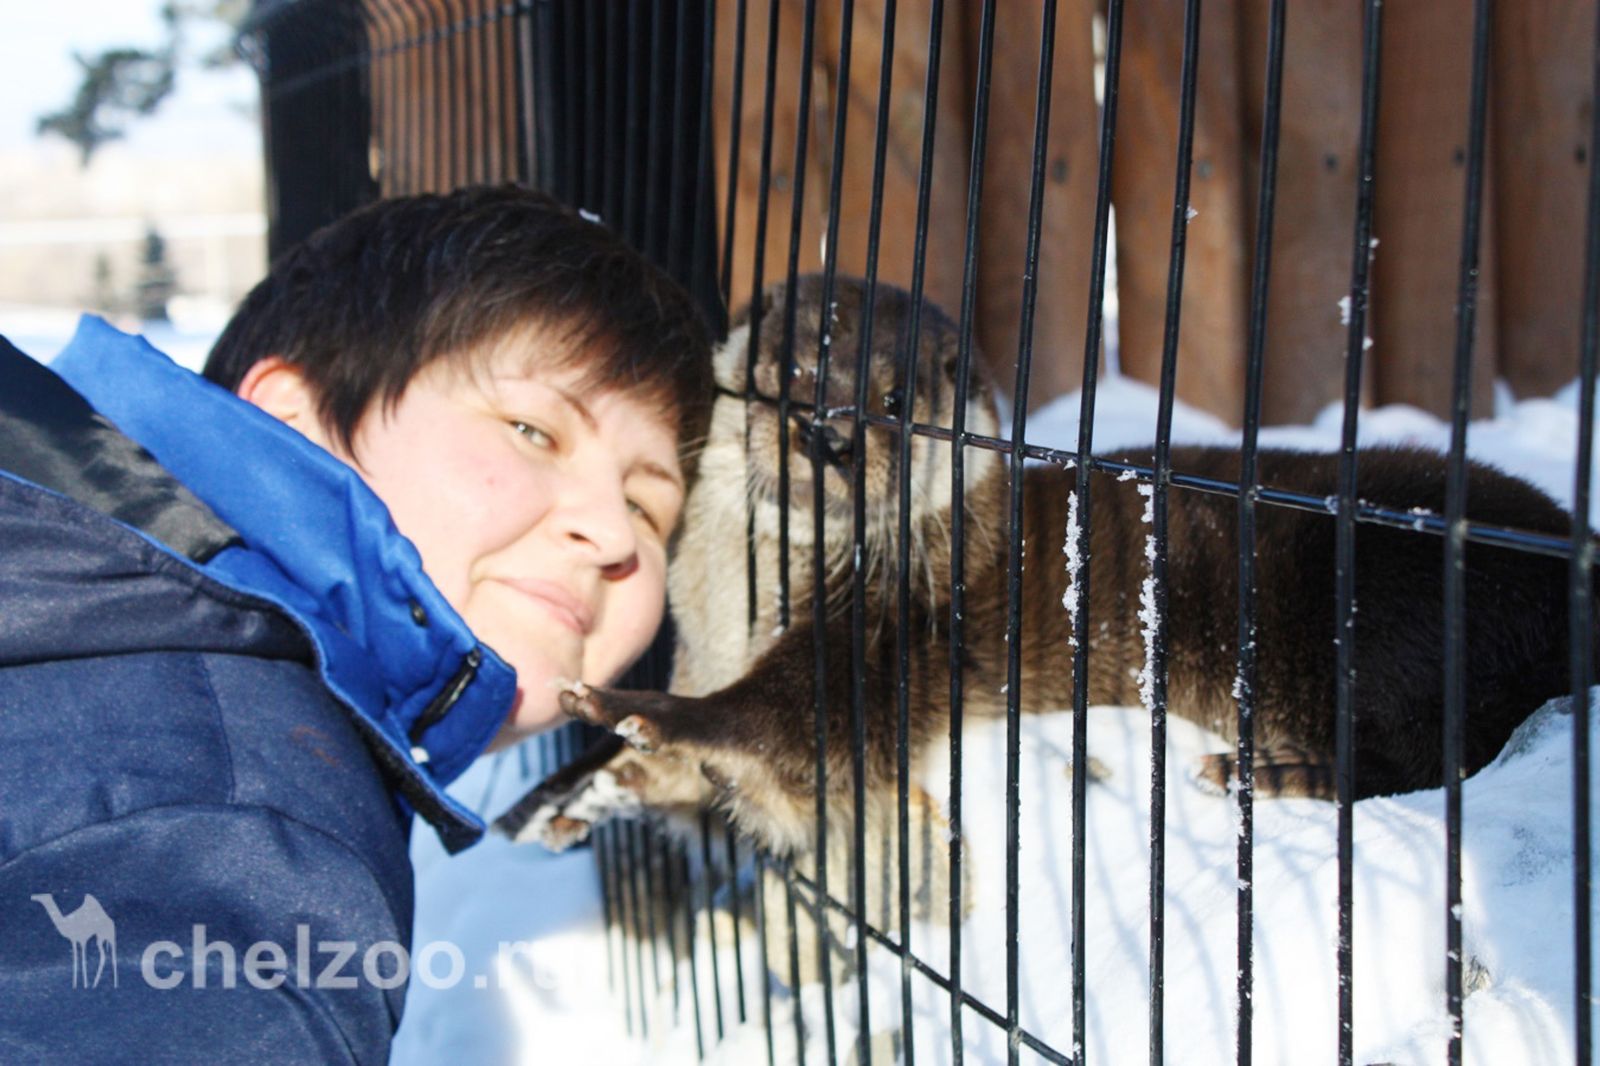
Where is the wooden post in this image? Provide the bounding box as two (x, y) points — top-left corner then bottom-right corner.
(1238, 0), (1370, 425)
(972, 0), (1102, 412)
(1492, 0), (1593, 398)
(712, 0), (975, 328)
(1114, 0), (1251, 425)
(1371, 0), (1498, 419)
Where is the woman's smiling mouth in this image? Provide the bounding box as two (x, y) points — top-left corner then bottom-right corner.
(495, 578), (595, 634)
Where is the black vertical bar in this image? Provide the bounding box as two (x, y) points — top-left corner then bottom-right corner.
(744, 0), (783, 637)
(690, 0), (719, 314)
(1441, 3), (1494, 1062)
(641, 826), (665, 1009)
(507, 0), (525, 185)
(622, 2), (645, 243)
(582, 3), (601, 211)
(593, 819), (619, 1006)
(603, 2), (625, 224)
(424, 0), (441, 193)
(720, 0), (750, 310)
(442, 0), (459, 187)
(513, 0), (536, 187)
(334, 10), (346, 209)
(845, 0), (900, 1062)
(753, 851), (777, 1066)
(699, 811), (727, 1041)
(423, 0), (440, 190)
(1336, 5), (1385, 1063)
(625, 821), (651, 1039)
(661, 828), (683, 1025)
(666, 0), (694, 277)
(889, 2), (947, 1062)
(609, 826), (637, 1036)
(644, 0), (671, 259)
(1235, 2), (1287, 1062)
(1148, 1), (1206, 1059)
(478, 0), (495, 181)
(398, 0), (424, 193)
(1573, 6), (1600, 1061)
(557, 4), (580, 201)
(460, 0), (478, 185)
(1002, 4), (1058, 1061)
(949, 4), (998, 1062)
(775, 0), (820, 640)
(417, 5), (431, 189)
(531, 0), (558, 192)
(784, 864), (806, 1065)
(774, 1), (829, 1051)
(808, 0), (856, 1058)
(677, 841), (705, 1060)
(725, 825), (749, 1024)
(1072, 0), (1126, 1055)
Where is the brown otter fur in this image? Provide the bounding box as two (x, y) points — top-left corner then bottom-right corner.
(496, 274), (1579, 862)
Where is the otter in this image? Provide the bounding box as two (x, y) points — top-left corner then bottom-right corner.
(495, 274), (1581, 863)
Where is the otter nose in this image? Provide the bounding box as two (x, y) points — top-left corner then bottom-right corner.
(793, 413), (852, 469)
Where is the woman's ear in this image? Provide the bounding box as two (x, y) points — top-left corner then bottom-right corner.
(236, 357), (337, 453)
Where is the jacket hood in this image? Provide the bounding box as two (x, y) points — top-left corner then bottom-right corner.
(1, 320), (517, 852)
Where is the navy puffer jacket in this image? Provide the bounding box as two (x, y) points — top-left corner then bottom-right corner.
(0, 320), (516, 1064)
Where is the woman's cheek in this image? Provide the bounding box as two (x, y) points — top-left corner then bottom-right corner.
(587, 557), (668, 684)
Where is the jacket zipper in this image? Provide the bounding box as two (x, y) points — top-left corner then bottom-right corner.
(408, 647), (483, 745)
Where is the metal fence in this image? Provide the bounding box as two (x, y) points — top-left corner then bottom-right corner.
(243, 2), (1597, 1063)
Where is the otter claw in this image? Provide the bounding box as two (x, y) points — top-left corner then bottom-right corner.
(558, 682), (599, 723)
(494, 791), (594, 851)
(614, 714), (661, 753)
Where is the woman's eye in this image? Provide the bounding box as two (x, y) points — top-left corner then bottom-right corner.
(511, 421), (555, 449)
(627, 499), (660, 533)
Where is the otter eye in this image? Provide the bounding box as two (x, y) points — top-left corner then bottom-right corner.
(883, 388), (905, 417)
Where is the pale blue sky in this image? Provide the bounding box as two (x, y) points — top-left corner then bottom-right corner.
(1, 1), (258, 157)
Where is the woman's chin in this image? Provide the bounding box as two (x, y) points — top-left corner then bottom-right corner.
(484, 683), (568, 752)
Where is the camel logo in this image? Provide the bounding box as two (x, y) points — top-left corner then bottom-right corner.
(31, 893), (118, 988)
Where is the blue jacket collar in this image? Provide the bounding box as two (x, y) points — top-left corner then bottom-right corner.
(51, 316), (516, 852)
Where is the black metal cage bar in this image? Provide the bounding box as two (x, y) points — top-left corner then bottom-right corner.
(241, 2), (1599, 1063)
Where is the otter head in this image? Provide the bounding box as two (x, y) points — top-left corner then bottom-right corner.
(708, 274), (1002, 559)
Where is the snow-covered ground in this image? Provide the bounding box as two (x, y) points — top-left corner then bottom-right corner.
(0, 306), (223, 371)
(395, 373), (1600, 1066)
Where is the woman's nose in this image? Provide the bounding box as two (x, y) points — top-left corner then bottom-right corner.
(555, 481), (638, 571)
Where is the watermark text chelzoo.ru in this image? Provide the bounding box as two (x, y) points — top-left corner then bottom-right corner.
(139, 925), (546, 991)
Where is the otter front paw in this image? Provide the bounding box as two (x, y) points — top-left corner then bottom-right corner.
(557, 684), (684, 757)
(493, 759), (646, 851)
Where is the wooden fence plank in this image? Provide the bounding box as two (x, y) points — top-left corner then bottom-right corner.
(1114, 0), (1250, 425)
(713, 0), (973, 328)
(1239, 0), (1369, 425)
(1492, 0), (1593, 398)
(1371, 0), (1498, 419)
(972, 0), (1102, 411)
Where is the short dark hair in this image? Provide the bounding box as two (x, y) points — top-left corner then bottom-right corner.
(205, 185), (713, 473)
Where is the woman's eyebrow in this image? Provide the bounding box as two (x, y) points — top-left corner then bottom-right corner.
(632, 460), (685, 494)
(539, 382), (680, 491)
(551, 385), (598, 430)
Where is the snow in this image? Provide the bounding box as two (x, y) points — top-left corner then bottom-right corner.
(400, 371), (1600, 1065)
(1061, 488), (1081, 643)
(0, 306), (224, 371)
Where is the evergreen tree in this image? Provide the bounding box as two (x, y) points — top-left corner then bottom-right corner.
(89, 253), (120, 315)
(135, 228), (178, 323)
(36, 2), (249, 165)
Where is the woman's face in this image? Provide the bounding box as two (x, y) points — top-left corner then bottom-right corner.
(244, 333), (684, 748)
